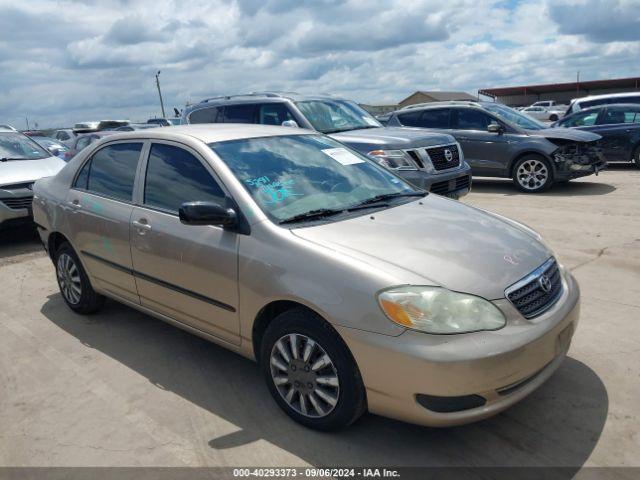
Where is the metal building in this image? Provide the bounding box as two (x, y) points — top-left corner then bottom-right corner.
(479, 77), (640, 107)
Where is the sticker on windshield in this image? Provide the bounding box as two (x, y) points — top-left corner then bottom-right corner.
(362, 116), (378, 126)
(322, 148), (365, 166)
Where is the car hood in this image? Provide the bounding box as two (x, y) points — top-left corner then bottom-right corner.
(526, 127), (601, 142)
(0, 156), (66, 187)
(331, 127), (454, 150)
(292, 195), (552, 300)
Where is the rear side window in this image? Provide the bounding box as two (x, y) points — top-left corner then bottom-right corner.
(144, 143), (226, 214)
(419, 109), (450, 128)
(453, 109), (492, 130)
(221, 104), (258, 123)
(188, 106), (222, 124)
(84, 143), (142, 201)
(601, 107), (640, 125)
(396, 110), (423, 127)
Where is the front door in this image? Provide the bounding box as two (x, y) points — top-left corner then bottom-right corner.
(129, 142), (240, 344)
(450, 108), (514, 176)
(66, 142), (144, 304)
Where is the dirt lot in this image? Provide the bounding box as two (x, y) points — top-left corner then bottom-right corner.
(1, 166), (639, 472)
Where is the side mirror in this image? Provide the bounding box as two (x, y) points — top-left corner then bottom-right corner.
(179, 201), (237, 228)
(487, 123), (504, 134)
(281, 120), (299, 128)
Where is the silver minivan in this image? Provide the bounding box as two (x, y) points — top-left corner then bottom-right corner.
(33, 125), (580, 430)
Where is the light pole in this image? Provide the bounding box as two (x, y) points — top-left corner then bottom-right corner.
(155, 70), (166, 119)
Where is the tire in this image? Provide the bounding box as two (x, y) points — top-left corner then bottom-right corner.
(512, 155), (554, 193)
(54, 242), (105, 314)
(549, 114), (559, 122)
(260, 308), (367, 431)
(632, 146), (640, 170)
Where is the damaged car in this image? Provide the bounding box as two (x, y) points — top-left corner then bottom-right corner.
(387, 101), (605, 192)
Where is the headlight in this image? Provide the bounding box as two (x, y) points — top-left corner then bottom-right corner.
(367, 150), (418, 170)
(455, 142), (465, 162)
(378, 286), (506, 334)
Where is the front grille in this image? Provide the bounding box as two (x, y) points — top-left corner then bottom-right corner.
(0, 182), (34, 191)
(1, 196), (33, 210)
(455, 175), (470, 190)
(429, 180), (451, 195)
(426, 144), (460, 171)
(506, 258), (563, 318)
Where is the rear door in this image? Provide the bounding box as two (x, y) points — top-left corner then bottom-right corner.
(129, 141), (240, 344)
(586, 106), (640, 161)
(66, 141), (144, 304)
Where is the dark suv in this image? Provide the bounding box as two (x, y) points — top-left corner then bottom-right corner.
(387, 101), (605, 192)
(182, 93), (472, 198)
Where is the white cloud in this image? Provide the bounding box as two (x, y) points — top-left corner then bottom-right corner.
(0, 0), (638, 128)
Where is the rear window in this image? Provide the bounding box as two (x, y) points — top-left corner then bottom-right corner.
(396, 110), (423, 127)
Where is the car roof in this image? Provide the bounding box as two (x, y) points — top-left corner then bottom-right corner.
(185, 92), (347, 113)
(95, 124), (314, 144)
(573, 91), (640, 104)
(566, 103), (640, 116)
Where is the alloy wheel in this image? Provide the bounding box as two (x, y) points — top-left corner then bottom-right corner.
(517, 159), (549, 190)
(270, 333), (340, 418)
(57, 253), (82, 305)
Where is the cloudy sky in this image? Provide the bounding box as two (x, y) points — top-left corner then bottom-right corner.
(1, 0), (639, 128)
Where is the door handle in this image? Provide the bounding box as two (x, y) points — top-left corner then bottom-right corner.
(132, 219), (152, 233)
(67, 199), (81, 210)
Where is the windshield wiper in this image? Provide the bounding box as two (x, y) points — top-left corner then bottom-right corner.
(0, 157), (24, 162)
(279, 208), (347, 225)
(348, 191), (426, 208)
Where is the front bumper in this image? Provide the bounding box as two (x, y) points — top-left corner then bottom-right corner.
(553, 143), (607, 180)
(0, 189), (34, 226)
(336, 268), (580, 427)
(396, 163), (472, 199)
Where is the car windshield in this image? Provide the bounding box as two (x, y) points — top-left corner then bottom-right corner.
(295, 100), (382, 134)
(0, 132), (50, 160)
(483, 103), (546, 130)
(210, 134), (419, 224)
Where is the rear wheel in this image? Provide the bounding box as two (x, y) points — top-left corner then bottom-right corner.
(55, 242), (105, 314)
(260, 308), (366, 431)
(512, 155), (553, 193)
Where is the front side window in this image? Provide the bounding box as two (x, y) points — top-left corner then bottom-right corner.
(0, 132), (49, 160)
(419, 109), (451, 128)
(295, 100), (381, 134)
(453, 109), (492, 130)
(221, 104), (258, 123)
(144, 144), (225, 213)
(396, 110), (423, 127)
(85, 143), (142, 202)
(258, 104), (296, 126)
(57, 131), (70, 141)
(561, 111), (599, 127)
(210, 134), (417, 224)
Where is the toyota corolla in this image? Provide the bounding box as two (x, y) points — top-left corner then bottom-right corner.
(32, 124), (579, 430)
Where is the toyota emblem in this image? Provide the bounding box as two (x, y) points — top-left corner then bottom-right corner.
(444, 149), (453, 162)
(538, 274), (552, 293)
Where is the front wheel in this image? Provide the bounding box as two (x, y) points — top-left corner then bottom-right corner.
(512, 155), (553, 193)
(260, 309), (366, 431)
(632, 146), (640, 169)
